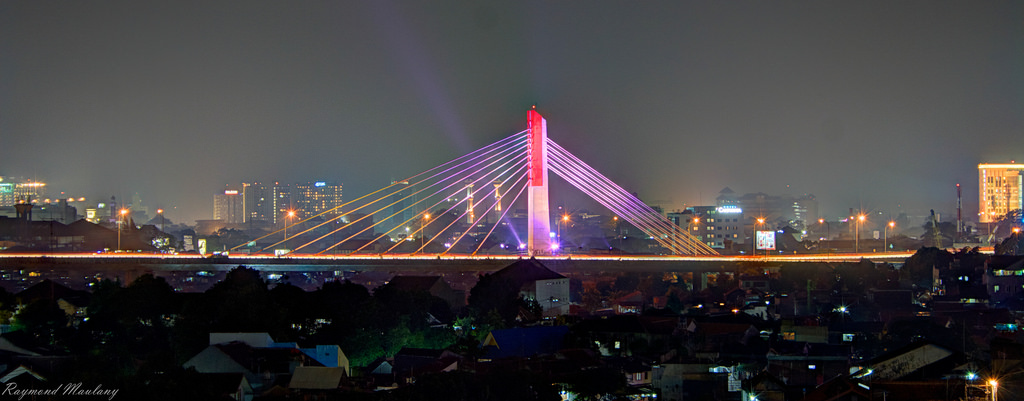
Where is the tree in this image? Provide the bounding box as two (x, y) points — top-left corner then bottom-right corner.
(468, 273), (522, 326)
(176, 266), (288, 351)
(903, 247), (952, 287)
(561, 366), (629, 401)
(996, 232), (1024, 255)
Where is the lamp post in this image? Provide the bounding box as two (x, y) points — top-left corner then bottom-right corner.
(284, 210), (295, 241)
(855, 214), (865, 253)
(756, 217), (765, 259)
(157, 208), (164, 233)
(819, 218), (830, 254)
(559, 214), (570, 251)
(885, 221), (895, 253)
(421, 213), (430, 251)
(117, 209), (128, 251)
(988, 379), (998, 401)
(692, 217), (700, 250)
(613, 216), (621, 251)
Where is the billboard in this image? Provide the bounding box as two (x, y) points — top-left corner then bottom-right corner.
(755, 230), (776, 250)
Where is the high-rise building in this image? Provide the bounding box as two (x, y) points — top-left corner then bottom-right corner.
(242, 182), (277, 224)
(385, 181), (416, 239)
(240, 181), (344, 227)
(715, 188), (817, 229)
(0, 177), (46, 206)
(214, 187), (244, 223)
(294, 181), (343, 219)
(669, 205), (744, 249)
(979, 163), (1024, 223)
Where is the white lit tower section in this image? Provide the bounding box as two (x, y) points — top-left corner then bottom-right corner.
(527, 108), (552, 256)
(492, 180), (503, 222)
(465, 181), (475, 224)
(979, 163), (1024, 223)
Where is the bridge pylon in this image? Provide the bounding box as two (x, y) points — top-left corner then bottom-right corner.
(527, 108), (552, 256)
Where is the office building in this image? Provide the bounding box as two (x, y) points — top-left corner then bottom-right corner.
(979, 163), (1024, 223)
(242, 182), (281, 225)
(294, 181), (343, 219)
(0, 177), (46, 206)
(668, 205), (744, 249)
(214, 187), (244, 224)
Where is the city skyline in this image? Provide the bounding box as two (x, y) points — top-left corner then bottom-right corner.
(2, 1), (1021, 224)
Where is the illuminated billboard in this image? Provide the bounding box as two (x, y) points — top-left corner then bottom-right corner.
(755, 230), (776, 250)
(716, 205), (742, 214)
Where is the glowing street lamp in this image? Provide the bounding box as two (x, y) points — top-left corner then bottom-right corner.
(284, 210), (296, 241)
(988, 378), (998, 401)
(855, 214), (866, 253)
(613, 216), (621, 250)
(756, 217), (766, 259)
(156, 208), (164, 233)
(558, 214), (570, 252)
(421, 213), (430, 251)
(885, 221), (895, 253)
(117, 209), (129, 251)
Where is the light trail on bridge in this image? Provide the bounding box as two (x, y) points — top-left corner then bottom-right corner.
(0, 251), (918, 263)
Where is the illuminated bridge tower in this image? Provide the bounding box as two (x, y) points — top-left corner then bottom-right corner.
(527, 108), (552, 256)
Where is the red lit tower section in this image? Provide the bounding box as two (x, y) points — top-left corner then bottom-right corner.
(527, 108), (552, 255)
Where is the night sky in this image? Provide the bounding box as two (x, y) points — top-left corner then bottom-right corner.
(2, 1), (1021, 225)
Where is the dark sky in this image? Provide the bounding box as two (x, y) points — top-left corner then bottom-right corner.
(2, 1), (1021, 225)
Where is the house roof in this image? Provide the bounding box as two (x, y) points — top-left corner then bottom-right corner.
(288, 366), (345, 390)
(574, 315), (679, 335)
(0, 365), (46, 383)
(697, 322), (755, 337)
(612, 291), (644, 305)
(801, 376), (869, 401)
(481, 325), (569, 359)
(986, 255), (1024, 270)
(493, 258), (566, 284)
(197, 373), (249, 395)
(15, 279), (91, 307)
(395, 348), (449, 359)
(384, 276), (443, 292)
(213, 341), (322, 374)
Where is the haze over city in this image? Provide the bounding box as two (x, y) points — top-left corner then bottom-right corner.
(2, 1), (1021, 225)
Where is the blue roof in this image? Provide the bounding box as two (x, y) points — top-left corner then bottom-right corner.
(481, 325), (569, 359)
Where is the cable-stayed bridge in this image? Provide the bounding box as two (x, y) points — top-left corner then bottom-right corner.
(237, 108), (716, 258)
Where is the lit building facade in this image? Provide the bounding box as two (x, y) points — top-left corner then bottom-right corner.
(294, 181), (343, 219)
(668, 205), (744, 249)
(214, 188), (244, 223)
(0, 177), (46, 206)
(715, 187), (818, 229)
(239, 181), (343, 227)
(979, 163), (1024, 223)
(242, 182), (279, 225)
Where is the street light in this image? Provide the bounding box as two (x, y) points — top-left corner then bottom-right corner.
(756, 218), (766, 259)
(421, 213), (430, 251)
(284, 210), (296, 241)
(988, 378), (998, 401)
(613, 216), (621, 251)
(819, 218), (830, 254)
(156, 208), (164, 233)
(855, 214), (866, 253)
(885, 221), (895, 253)
(559, 214), (570, 251)
(117, 209), (128, 251)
